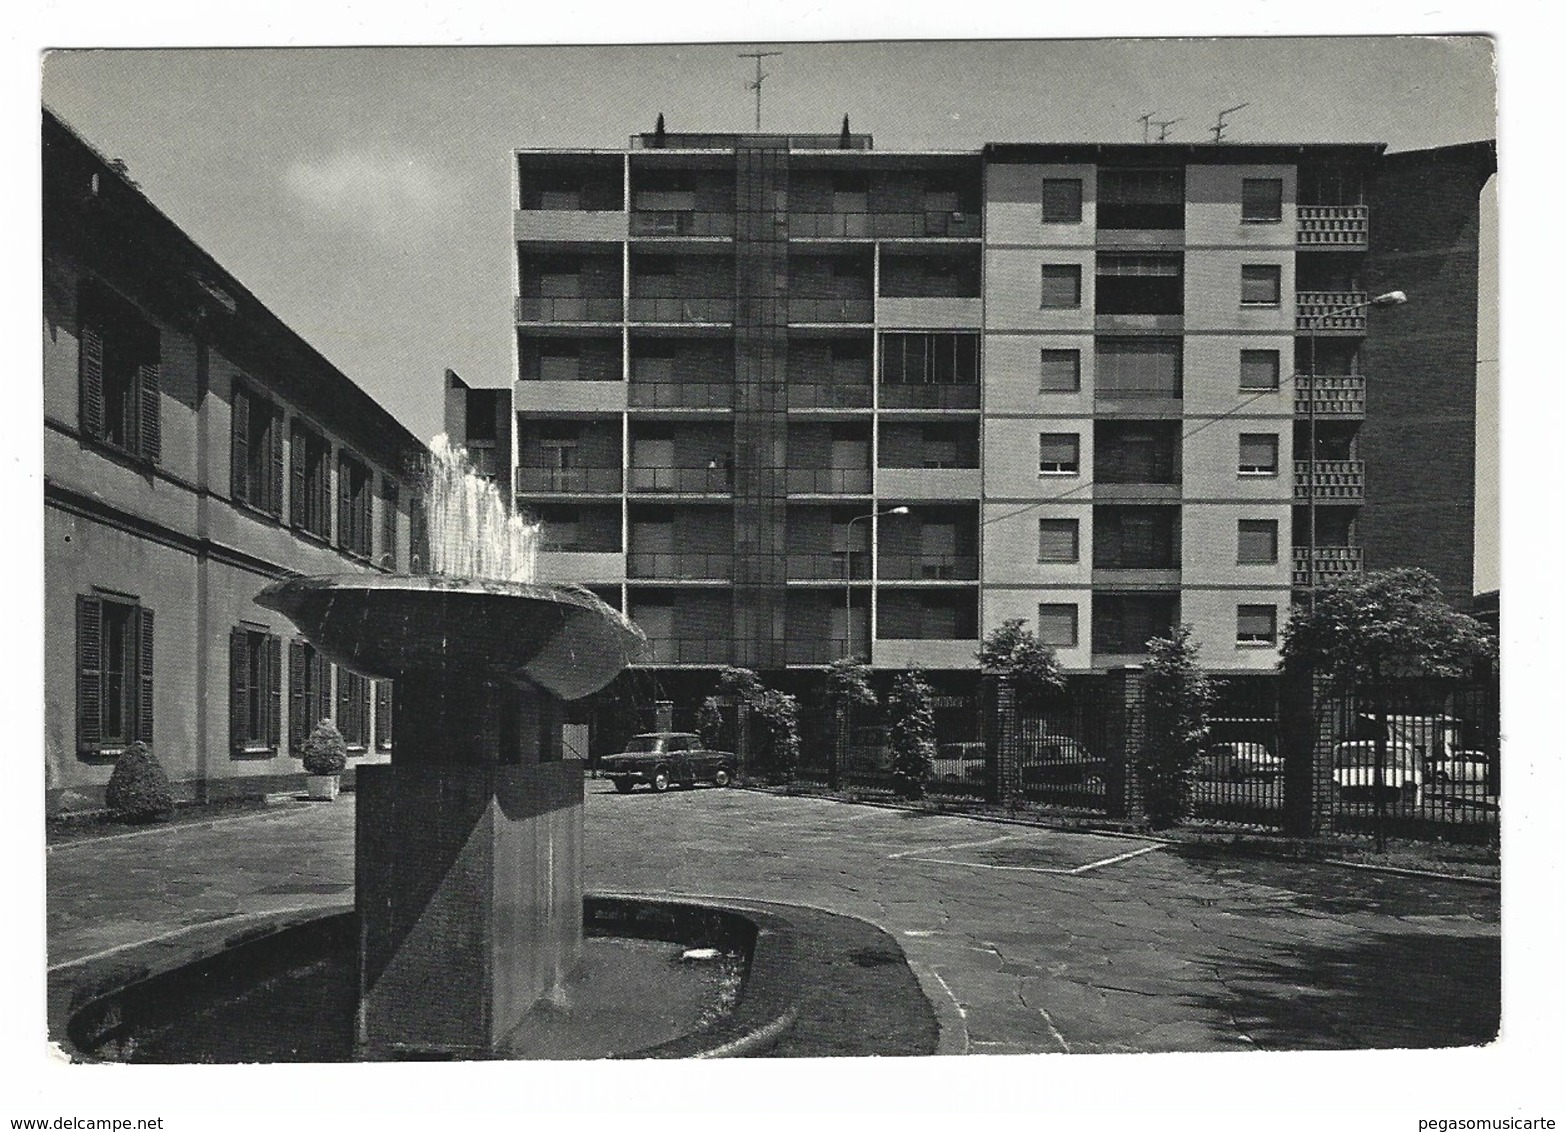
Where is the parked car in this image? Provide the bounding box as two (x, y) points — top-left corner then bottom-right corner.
(930, 742), (989, 785)
(1195, 741), (1284, 782)
(1332, 739), (1422, 807)
(1019, 736), (1105, 788)
(1427, 749), (1491, 788)
(601, 732), (736, 794)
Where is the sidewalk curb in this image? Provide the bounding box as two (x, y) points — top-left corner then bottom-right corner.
(47, 797), (344, 853)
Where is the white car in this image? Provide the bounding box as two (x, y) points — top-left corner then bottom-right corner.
(1333, 740), (1423, 807)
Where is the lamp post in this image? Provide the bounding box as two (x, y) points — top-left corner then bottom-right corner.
(1304, 289), (1407, 610)
(844, 506), (909, 661)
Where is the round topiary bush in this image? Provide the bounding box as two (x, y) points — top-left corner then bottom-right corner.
(105, 741), (174, 824)
(300, 719), (348, 776)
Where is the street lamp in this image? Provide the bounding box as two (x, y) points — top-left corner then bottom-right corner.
(844, 506), (909, 662)
(1304, 289), (1407, 610)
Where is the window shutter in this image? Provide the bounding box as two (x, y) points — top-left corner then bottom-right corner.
(267, 636), (282, 749)
(290, 425), (307, 529)
(290, 639), (307, 749)
(338, 456), (351, 550)
(337, 665), (349, 733)
(269, 410), (285, 516)
(136, 606), (154, 745)
(230, 388), (250, 504)
(138, 363), (162, 463)
(79, 323), (105, 440)
(230, 627), (249, 752)
(76, 595), (103, 753)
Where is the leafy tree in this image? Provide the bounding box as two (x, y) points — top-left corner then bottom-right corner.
(1136, 626), (1215, 829)
(823, 657), (877, 712)
(749, 688), (800, 783)
(977, 618), (1065, 708)
(695, 696), (724, 750)
(712, 666), (764, 703)
(1281, 568), (1495, 849)
(886, 670), (937, 799)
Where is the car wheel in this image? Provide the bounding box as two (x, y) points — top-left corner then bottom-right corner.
(713, 768), (731, 788)
(612, 778), (635, 794)
(651, 770), (671, 794)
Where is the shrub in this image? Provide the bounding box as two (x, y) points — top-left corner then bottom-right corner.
(300, 719), (348, 776)
(749, 688), (800, 783)
(886, 670), (937, 799)
(977, 618), (1065, 710)
(1136, 625), (1215, 830)
(105, 742), (174, 823)
(696, 696), (724, 750)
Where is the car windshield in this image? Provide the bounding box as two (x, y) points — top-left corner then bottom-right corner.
(623, 735), (665, 753)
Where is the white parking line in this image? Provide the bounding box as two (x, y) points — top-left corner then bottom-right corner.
(895, 838), (1166, 875)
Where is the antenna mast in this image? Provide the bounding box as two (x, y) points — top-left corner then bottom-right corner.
(1154, 118), (1182, 143)
(1137, 112), (1156, 144)
(1210, 103), (1249, 143)
(739, 50), (783, 132)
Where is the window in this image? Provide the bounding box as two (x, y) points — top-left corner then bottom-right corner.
(337, 451), (373, 559)
(1241, 265), (1283, 307)
(230, 626), (281, 753)
(290, 423), (333, 540)
(1237, 519), (1279, 564)
(1095, 254), (1183, 315)
(1037, 604), (1079, 648)
(919, 424), (961, 468)
(1241, 178), (1284, 222)
(289, 640), (333, 751)
(1039, 433), (1080, 475)
(374, 681), (393, 751)
(1041, 178), (1083, 223)
(1038, 519), (1079, 563)
(231, 385), (284, 516)
(1096, 338), (1182, 398)
(1039, 349), (1081, 393)
(879, 333), (979, 385)
(1240, 349), (1281, 391)
(1097, 167), (1184, 230)
(1040, 265), (1082, 309)
(380, 481), (399, 570)
(338, 669), (372, 750)
(78, 281), (161, 463)
(76, 593), (153, 755)
(1237, 605), (1278, 645)
(1239, 434), (1280, 475)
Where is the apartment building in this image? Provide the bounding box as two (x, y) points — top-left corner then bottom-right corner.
(450, 125), (1493, 700)
(43, 109), (427, 812)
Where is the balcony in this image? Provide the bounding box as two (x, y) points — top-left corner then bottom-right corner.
(1295, 292), (1368, 333)
(787, 383), (872, 410)
(788, 211), (982, 239)
(878, 554), (980, 581)
(628, 465), (733, 495)
(513, 209), (628, 244)
(877, 295), (983, 329)
(628, 381), (732, 410)
(515, 295), (623, 323)
(784, 638), (854, 666)
(785, 467), (873, 495)
(515, 381), (627, 414)
(878, 383), (980, 410)
(1292, 545), (1365, 587)
(629, 211), (735, 238)
(1293, 459), (1365, 501)
(876, 466), (982, 501)
(627, 296), (734, 324)
(1296, 206), (1369, 249)
(515, 467), (624, 495)
(627, 552), (733, 580)
(638, 638), (735, 666)
(786, 551), (869, 581)
(1294, 374), (1367, 417)
(787, 296), (874, 324)
(535, 550), (626, 584)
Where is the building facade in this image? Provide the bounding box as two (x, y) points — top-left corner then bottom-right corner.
(43, 109), (427, 812)
(448, 128), (1493, 695)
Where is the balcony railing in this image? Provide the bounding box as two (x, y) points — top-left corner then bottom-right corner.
(788, 212), (982, 239)
(785, 467), (873, 495)
(1292, 545), (1365, 587)
(878, 553), (980, 581)
(515, 295), (623, 323)
(515, 467), (624, 494)
(627, 296), (734, 323)
(785, 551), (869, 581)
(1296, 205), (1369, 248)
(784, 638), (854, 665)
(787, 382), (873, 410)
(1296, 292), (1368, 332)
(787, 296), (874, 323)
(629, 211), (735, 237)
(1295, 374), (1367, 417)
(627, 552), (734, 580)
(628, 381), (733, 409)
(1294, 459), (1365, 500)
(628, 465), (733, 494)
(878, 383), (980, 410)
(639, 638), (735, 665)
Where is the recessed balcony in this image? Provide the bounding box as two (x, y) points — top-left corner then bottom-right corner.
(626, 552), (734, 581)
(1292, 545), (1364, 587)
(515, 295), (623, 324)
(628, 464), (733, 495)
(788, 211), (982, 240)
(1296, 206), (1369, 249)
(785, 468), (873, 495)
(786, 551), (869, 582)
(787, 296), (875, 324)
(877, 553), (980, 582)
(513, 209), (628, 244)
(1293, 459), (1365, 501)
(535, 550), (626, 585)
(514, 467), (624, 495)
(629, 211), (735, 238)
(628, 380), (732, 411)
(627, 296), (734, 324)
(1295, 374), (1366, 418)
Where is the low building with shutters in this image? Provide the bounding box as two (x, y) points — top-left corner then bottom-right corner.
(43, 108), (428, 812)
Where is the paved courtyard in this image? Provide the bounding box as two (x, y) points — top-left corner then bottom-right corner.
(47, 783), (1500, 1055)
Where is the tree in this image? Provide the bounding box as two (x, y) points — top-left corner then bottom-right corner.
(822, 657), (877, 789)
(708, 667), (798, 783)
(977, 618), (1065, 708)
(695, 696), (724, 750)
(1136, 626), (1215, 829)
(886, 670), (937, 799)
(1281, 568), (1495, 849)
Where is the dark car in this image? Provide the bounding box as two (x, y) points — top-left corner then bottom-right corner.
(1019, 736), (1106, 788)
(601, 732), (736, 794)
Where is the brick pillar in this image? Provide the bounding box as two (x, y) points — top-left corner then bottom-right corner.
(994, 676), (1020, 804)
(1282, 667), (1322, 836)
(1104, 666), (1146, 822)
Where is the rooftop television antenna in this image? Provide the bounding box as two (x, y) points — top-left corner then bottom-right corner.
(1210, 103), (1249, 143)
(1137, 111), (1157, 143)
(1154, 118), (1182, 142)
(739, 50), (783, 132)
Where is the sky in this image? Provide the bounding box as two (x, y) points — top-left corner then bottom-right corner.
(39, 38), (1498, 588)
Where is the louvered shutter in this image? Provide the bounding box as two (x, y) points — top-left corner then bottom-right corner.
(136, 606), (154, 745)
(337, 665), (349, 733)
(290, 425), (307, 530)
(230, 388), (250, 505)
(267, 636), (282, 749)
(80, 323), (104, 440)
(230, 627), (249, 752)
(337, 455), (349, 549)
(76, 595), (103, 754)
(269, 409), (285, 516)
(137, 362), (161, 463)
(290, 639), (307, 749)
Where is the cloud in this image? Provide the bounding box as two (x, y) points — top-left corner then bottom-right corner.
(284, 150), (457, 238)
